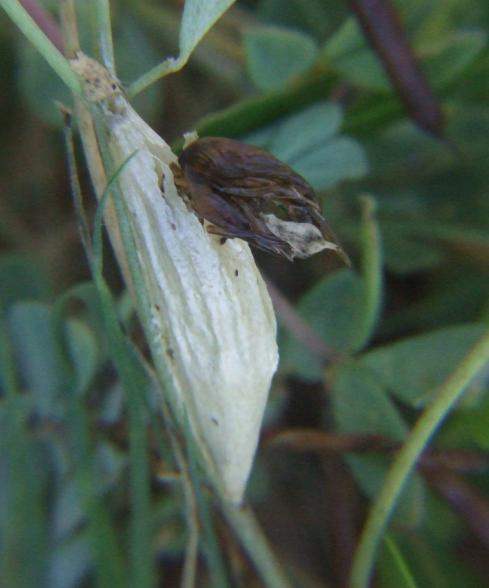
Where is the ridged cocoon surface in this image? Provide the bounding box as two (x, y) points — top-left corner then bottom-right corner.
(104, 101), (278, 503)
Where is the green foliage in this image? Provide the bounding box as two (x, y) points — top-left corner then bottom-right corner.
(378, 536), (418, 588)
(256, 0), (347, 40)
(331, 364), (425, 526)
(177, 0), (237, 67)
(113, 13), (164, 122)
(6, 301), (98, 415)
(280, 194), (381, 378)
(359, 325), (488, 407)
(0, 255), (50, 308)
(244, 101), (368, 189)
(17, 40), (71, 125)
(379, 525), (483, 588)
(128, 0), (238, 93)
(438, 392), (489, 450)
(245, 26), (318, 91)
(3, 0), (489, 586)
(323, 17), (390, 91)
(323, 9), (487, 92)
(0, 258), (179, 588)
(280, 269), (365, 379)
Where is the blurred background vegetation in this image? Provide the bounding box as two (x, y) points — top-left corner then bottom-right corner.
(1, 0), (489, 587)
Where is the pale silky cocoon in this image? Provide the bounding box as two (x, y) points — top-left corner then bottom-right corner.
(101, 99), (278, 503)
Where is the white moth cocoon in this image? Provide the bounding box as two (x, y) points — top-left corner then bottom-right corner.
(102, 100), (278, 503)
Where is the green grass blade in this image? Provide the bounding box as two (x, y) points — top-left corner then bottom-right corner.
(350, 326), (489, 588)
(353, 195), (383, 351)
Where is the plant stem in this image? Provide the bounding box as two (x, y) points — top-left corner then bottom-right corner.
(223, 503), (292, 588)
(1, 0), (80, 93)
(354, 195), (383, 351)
(127, 57), (178, 98)
(89, 0), (114, 72)
(382, 535), (417, 588)
(350, 327), (489, 588)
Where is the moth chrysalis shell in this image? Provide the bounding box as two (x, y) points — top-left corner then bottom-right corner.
(177, 136), (349, 263)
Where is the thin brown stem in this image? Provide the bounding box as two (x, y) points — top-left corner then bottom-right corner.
(268, 428), (489, 473)
(349, 0), (443, 137)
